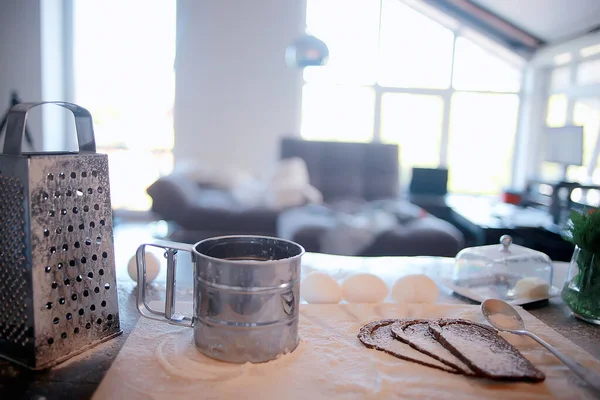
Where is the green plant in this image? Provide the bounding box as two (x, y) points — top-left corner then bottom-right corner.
(561, 208), (600, 321)
(563, 208), (600, 254)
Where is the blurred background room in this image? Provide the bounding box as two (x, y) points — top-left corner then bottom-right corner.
(1, 0), (600, 261)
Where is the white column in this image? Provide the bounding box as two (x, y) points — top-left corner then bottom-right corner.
(512, 66), (548, 189)
(174, 0), (306, 178)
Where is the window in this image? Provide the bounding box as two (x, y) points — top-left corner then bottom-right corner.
(447, 92), (519, 193)
(570, 98), (600, 183)
(378, 0), (454, 89)
(301, 85), (375, 142)
(304, 0), (379, 85)
(540, 94), (570, 182)
(539, 35), (600, 187)
(541, 97), (600, 183)
(576, 60), (600, 86)
(546, 94), (568, 127)
(73, 0), (176, 210)
(380, 93), (443, 184)
(549, 67), (571, 90)
(302, 0), (524, 194)
(452, 36), (521, 92)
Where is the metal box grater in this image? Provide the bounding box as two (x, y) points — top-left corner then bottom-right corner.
(0, 102), (121, 370)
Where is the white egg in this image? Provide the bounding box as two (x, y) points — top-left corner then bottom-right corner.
(301, 272), (342, 304)
(128, 252), (161, 283)
(341, 273), (388, 303)
(392, 274), (439, 304)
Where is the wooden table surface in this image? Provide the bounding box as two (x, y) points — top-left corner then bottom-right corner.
(0, 223), (598, 400)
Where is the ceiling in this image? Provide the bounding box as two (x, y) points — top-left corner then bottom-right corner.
(470, 0), (600, 43)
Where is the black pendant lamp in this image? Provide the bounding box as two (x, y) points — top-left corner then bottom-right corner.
(285, 34), (329, 68)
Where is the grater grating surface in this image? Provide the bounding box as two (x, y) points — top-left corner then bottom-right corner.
(0, 174), (34, 352)
(29, 155), (120, 368)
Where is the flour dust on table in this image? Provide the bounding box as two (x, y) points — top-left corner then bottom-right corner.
(93, 303), (600, 400)
(155, 329), (306, 382)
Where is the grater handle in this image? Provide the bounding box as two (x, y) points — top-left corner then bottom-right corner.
(3, 101), (97, 154)
(136, 241), (194, 327)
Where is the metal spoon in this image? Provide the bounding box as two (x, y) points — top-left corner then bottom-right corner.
(481, 298), (600, 392)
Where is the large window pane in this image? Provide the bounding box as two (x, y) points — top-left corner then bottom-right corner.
(540, 94), (569, 181)
(106, 149), (173, 210)
(301, 85), (375, 142)
(304, 0), (380, 85)
(74, 0), (176, 210)
(378, 0), (454, 89)
(447, 92), (519, 194)
(452, 37), (522, 92)
(546, 94), (568, 127)
(577, 60), (600, 86)
(75, 0), (175, 150)
(380, 94), (443, 185)
(550, 67), (571, 90)
(567, 98), (600, 182)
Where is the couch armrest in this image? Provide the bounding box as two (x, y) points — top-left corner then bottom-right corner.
(147, 173), (203, 220)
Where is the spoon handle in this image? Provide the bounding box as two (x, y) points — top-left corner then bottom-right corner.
(522, 330), (600, 392)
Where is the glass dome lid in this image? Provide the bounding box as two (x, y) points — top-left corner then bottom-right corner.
(452, 235), (554, 301)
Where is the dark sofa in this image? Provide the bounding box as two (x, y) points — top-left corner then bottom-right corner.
(276, 138), (464, 256)
(146, 137), (465, 256)
(146, 172), (279, 239)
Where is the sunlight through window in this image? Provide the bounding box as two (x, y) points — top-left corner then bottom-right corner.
(302, 0), (524, 194)
(74, 0), (176, 210)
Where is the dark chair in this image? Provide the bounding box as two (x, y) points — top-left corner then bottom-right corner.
(409, 167), (448, 196)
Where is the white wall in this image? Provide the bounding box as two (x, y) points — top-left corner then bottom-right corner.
(0, 0), (43, 152)
(174, 0), (306, 177)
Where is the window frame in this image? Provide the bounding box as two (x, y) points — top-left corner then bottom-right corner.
(537, 50), (600, 183)
(302, 0), (525, 193)
(516, 31), (600, 190)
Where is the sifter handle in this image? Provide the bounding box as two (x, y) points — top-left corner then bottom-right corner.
(3, 101), (96, 155)
(135, 240), (194, 327)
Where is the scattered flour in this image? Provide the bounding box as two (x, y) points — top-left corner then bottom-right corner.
(154, 329), (305, 382)
(92, 303), (593, 400)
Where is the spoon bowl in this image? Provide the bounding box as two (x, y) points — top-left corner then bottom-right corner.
(481, 298), (600, 393)
(481, 298), (526, 332)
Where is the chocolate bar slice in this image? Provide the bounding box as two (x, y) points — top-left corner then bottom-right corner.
(428, 319), (545, 382)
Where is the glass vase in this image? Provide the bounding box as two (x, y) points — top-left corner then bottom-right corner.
(561, 246), (600, 325)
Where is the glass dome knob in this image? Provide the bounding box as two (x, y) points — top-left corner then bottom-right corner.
(500, 235), (513, 251)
